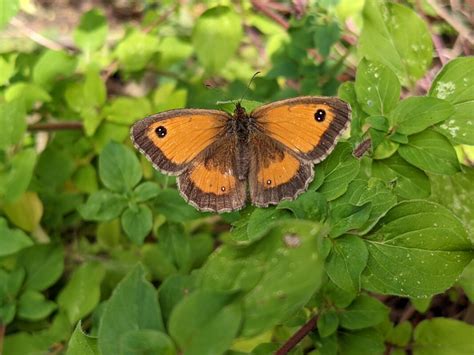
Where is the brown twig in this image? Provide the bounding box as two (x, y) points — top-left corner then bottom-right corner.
(353, 138), (372, 159)
(142, 5), (177, 33)
(0, 324), (5, 355)
(399, 305), (417, 323)
(28, 122), (84, 132)
(9, 17), (75, 53)
(415, 0), (448, 65)
(426, 0), (474, 45)
(275, 315), (318, 355)
(251, 0), (289, 29)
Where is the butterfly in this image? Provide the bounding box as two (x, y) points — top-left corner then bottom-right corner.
(131, 96), (351, 213)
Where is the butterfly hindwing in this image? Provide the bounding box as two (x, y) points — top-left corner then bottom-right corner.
(178, 137), (247, 212)
(131, 109), (229, 175)
(251, 96), (350, 163)
(248, 132), (313, 207)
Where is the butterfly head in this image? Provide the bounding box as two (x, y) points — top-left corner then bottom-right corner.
(234, 101), (248, 120)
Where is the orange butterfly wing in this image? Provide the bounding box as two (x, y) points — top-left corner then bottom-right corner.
(131, 109), (246, 212)
(131, 109), (229, 174)
(178, 137), (247, 212)
(251, 96), (351, 163)
(248, 133), (313, 207)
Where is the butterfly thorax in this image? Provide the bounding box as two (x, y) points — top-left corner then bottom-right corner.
(231, 103), (253, 180)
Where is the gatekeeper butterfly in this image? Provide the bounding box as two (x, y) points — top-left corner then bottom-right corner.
(131, 96), (351, 213)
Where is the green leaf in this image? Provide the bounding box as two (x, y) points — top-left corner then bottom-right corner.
(429, 167), (474, 236)
(32, 50), (77, 89)
(314, 21), (340, 57)
(411, 297), (431, 313)
(366, 116), (389, 132)
(152, 81), (188, 112)
(156, 37), (193, 69)
(79, 190), (127, 221)
(57, 262), (106, 324)
(5, 82), (51, 110)
(121, 204), (153, 245)
(98, 264), (164, 355)
(0, 99), (26, 149)
(317, 142), (361, 200)
(318, 310), (339, 338)
(200, 220), (325, 336)
(2, 191), (43, 232)
(330, 178), (397, 237)
(158, 223), (193, 273)
(17, 290), (57, 320)
(142, 244), (178, 281)
(355, 59), (401, 115)
(398, 129), (460, 175)
(325, 235), (368, 294)
(192, 6), (243, 74)
(338, 295), (389, 330)
(114, 29), (160, 72)
(73, 9), (108, 52)
(16, 243), (64, 291)
(429, 57), (474, 144)
(0, 0), (19, 29)
(133, 182), (160, 202)
(413, 318), (474, 355)
(346, 179), (397, 233)
(0, 217), (32, 257)
(362, 200), (473, 297)
(120, 330), (176, 355)
(73, 164), (98, 194)
(0, 268), (25, 324)
(35, 146), (74, 189)
(338, 328), (385, 355)
(387, 321), (412, 347)
(371, 153), (430, 199)
(359, 1), (432, 86)
(459, 262), (474, 302)
(278, 190), (328, 220)
(158, 274), (197, 326)
(153, 188), (202, 223)
(67, 323), (99, 355)
(0, 54), (17, 86)
(83, 69), (106, 108)
(99, 142), (142, 192)
(230, 207), (289, 245)
(328, 203), (372, 238)
(0, 148), (37, 202)
(103, 96), (151, 125)
(338, 81), (366, 138)
(169, 290), (241, 355)
(391, 97), (454, 135)
(93, 122), (130, 151)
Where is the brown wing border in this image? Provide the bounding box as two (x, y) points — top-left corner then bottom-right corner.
(176, 137), (248, 213)
(251, 96), (351, 163)
(130, 109), (230, 175)
(249, 156), (314, 208)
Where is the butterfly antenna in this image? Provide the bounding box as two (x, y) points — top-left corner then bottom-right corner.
(238, 71), (260, 105)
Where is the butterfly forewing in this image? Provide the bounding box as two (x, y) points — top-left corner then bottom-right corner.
(131, 109), (229, 175)
(251, 96), (351, 163)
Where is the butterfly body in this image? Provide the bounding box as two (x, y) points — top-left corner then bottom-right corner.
(131, 96), (351, 213)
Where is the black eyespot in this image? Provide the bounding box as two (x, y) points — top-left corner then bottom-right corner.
(314, 109), (326, 122)
(221, 186), (226, 192)
(266, 179), (272, 185)
(155, 126), (167, 138)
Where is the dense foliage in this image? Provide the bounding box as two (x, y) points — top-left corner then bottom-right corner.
(0, 0), (473, 354)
